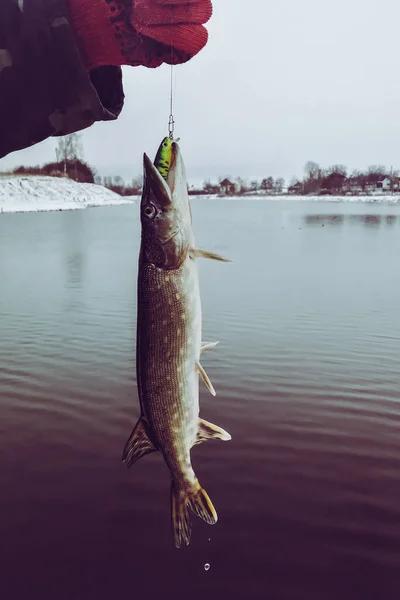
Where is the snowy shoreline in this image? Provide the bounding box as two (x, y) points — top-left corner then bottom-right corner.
(1, 176), (400, 214)
(193, 193), (400, 203)
(0, 176), (136, 213)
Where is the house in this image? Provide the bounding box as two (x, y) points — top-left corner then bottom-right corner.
(219, 178), (237, 195)
(379, 177), (391, 191)
(288, 181), (303, 195)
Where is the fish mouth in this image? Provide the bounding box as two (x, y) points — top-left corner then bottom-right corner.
(142, 153), (172, 207)
(161, 228), (180, 245)
(142, 142), (183, 207)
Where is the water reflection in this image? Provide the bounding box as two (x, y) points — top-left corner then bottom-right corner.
(304, 214), (397, 227)
(305, 214), (344, 226)
(66, 252), (84, 286)
(62, 211), (85, 311)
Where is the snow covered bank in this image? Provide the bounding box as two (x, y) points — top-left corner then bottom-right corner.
(0, 176), (136, 213)
(3, 177), (399, 214)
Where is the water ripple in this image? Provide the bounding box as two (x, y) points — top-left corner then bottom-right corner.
(1, 202), (400, 598)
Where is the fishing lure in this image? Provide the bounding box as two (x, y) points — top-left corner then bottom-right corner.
(154, 137), (173, 180)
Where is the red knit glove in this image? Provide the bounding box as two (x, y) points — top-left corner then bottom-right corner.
(67, 0), (213, 71)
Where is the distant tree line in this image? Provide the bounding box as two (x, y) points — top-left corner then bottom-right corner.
(288, 161), (399, 195)
(201, 175), (285, 195)
(12, 159), (95, 183)
(98, 175), (143, 196)
(5, 133), (399, 198)
(201, 162), (400, 196)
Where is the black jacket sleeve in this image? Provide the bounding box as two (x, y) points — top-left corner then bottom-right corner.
(0, 0), (125, 160)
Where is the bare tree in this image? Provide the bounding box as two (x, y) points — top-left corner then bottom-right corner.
(132, 175), (143, 193)
(261, 177), (274, 192)
(55, 133), (83, 177)
(91, 166), (102, 186)
(327, 164), (347, 176)
(250, 180), (259, 191)
(274, 177), (285, 193)
(304, 161), (320, 179)
(367, 164), (386, 175)
(235, 177), (247, 193)
(203, 178), (213, 193)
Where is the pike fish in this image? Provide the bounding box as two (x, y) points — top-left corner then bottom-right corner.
(122, 141), (231, 548)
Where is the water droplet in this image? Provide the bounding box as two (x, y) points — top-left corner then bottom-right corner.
(208, 538), (211, 543)
(204, 563), (210, 571)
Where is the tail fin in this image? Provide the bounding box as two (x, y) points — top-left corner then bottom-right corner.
(171, 480), (217, 548)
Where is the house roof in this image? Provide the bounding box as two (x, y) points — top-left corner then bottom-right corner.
(220, 178), (234, 186)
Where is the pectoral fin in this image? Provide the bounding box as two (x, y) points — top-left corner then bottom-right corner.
(196, 362), (216, 396)
(190, 248), (231, 262)
(194, 418), (232, 446)
(201, 341), (219, 353)
(122, 418), (157, 467)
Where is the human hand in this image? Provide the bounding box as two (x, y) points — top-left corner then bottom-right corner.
(131, 0), (213, 66)
(67, 0), (213, 70)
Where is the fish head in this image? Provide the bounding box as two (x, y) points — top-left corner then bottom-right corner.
(140, 142), (193, 270)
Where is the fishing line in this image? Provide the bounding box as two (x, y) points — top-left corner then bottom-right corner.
(168, 6), (175, 140)
(168, 63), (175, 140)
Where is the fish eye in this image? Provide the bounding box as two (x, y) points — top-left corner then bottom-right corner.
(163, 141), (169, 148)
(143, 204), (157, 219)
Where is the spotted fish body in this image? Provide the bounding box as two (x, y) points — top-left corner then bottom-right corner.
(122, 142), (231, 548)
(154, 136), (172, 180)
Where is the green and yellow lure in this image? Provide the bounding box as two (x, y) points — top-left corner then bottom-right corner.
(154, 137), (173, 180)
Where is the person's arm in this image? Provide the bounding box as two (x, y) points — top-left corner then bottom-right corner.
(0, 0), (212, 160)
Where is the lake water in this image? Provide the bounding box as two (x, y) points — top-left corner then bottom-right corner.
(1, 199), (400, 600)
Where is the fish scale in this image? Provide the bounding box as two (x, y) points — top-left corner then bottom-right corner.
(122, 141), (232, 548)
(138, 260), (201, 476)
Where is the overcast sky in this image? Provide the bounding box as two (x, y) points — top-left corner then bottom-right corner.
(1, 0), (400, 185)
